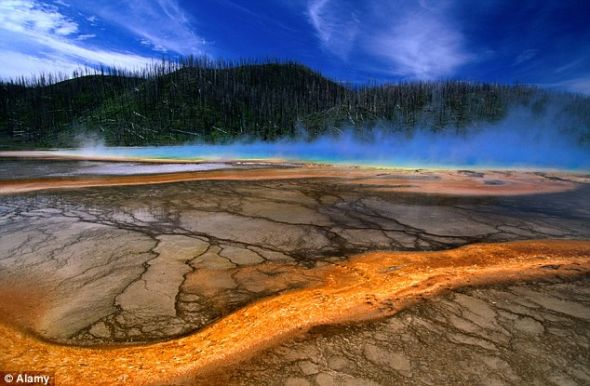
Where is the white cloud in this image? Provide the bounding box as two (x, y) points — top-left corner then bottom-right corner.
(307, 0), (359, 58)
(0, 0), (158, 79)
(140, 39), (167, 53)
(76, 33), (95, 41)
(306, 0), (469, 79)
(53, 0), (69, 7)
(514, 49), (538, 66)
(545, 76), (590, 95)
(554, 58), (584, 74)
(308, 0), (331, 42)
(0, 0), (78, 36)
(0, 49), (84, 79)
(369, 11), (469, 79)
(95, 0), (206, 55)
(218, 0), (296, 32)
(9, 31), (155, 70)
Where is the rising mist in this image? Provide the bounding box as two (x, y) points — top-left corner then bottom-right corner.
(69, 107), (590, 171)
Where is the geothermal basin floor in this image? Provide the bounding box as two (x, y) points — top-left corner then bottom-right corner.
(0, 156), (589, 385)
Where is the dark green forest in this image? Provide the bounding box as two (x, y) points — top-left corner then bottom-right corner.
(1, 58), (589, 148)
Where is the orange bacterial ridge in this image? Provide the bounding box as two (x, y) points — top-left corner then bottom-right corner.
(1, 240), (589, 385)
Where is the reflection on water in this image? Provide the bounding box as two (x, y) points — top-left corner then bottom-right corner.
(0, 159), (237, 179)
(56, 162), (234, 176)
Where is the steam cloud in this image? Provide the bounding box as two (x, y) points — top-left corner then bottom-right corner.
(71, 108), (590, 170)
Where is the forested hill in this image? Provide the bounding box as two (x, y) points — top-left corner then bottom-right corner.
(1, 60), (589, 147)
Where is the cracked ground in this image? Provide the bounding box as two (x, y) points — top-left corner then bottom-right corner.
(0, 160), (589, 385)
(199, 276), (590, 386)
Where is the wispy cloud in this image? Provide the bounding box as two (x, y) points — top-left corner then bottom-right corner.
(0, 0), (157, 79)
(513, 49), (538, 66)
(95, 0), (206, 55)
(307, 0), (359, 58)
(218, 0), (296, 32)
(554, 58), (584, 74)
(0, 49), (84, 79)
(368, 9), (469, 79)
(545, 76), (590, 95)
(1, 0), (78, 36)
(76, 33), (95, 41)
(306, 0), (469, 79)
(140, 39), (167, 53)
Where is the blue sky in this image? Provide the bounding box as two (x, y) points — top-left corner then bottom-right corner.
(1, 0), (589, 93)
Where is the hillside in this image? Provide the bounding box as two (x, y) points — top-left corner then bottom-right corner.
(1, 60), (589, 147)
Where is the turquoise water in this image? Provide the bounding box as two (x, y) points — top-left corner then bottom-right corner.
(62, 130), (590, 171)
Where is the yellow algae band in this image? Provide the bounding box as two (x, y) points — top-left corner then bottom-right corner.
(1, 240), (590, 385)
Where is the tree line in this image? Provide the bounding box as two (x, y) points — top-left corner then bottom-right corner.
(1, 57), (588, 147)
